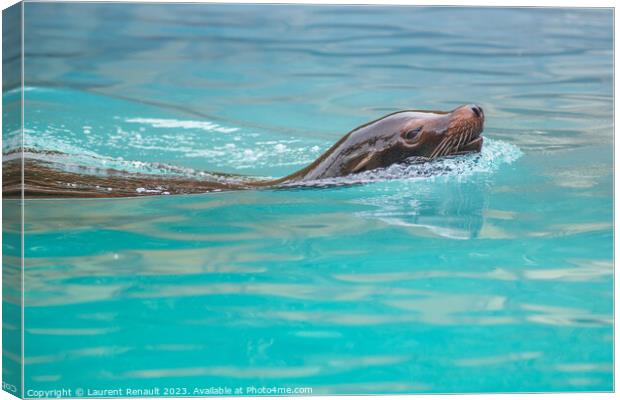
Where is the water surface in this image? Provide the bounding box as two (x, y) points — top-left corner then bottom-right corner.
(3, 4), (613, 395)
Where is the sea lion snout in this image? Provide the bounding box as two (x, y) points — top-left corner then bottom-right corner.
(451, 104), (485, 134)
(453, 104), (484, 124)
(420, 104), (484, 159)
(470, 104), (484, 119)
(446, 104), (485, 154)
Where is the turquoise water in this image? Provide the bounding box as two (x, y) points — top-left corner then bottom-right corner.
(4, 4), (614, 395)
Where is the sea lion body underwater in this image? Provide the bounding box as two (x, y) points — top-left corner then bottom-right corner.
(3, 104), (485, 198)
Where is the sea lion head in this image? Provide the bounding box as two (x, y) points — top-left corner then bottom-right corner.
(336, 104), (485, 174)
(397, 104), (484, 160)
(281, 104), (485, 182)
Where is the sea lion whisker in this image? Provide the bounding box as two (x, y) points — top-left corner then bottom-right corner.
(452, 136), (459, 151)
(437, 137), (454, 158)
(465, 129), (473, 145)
(452, 140), (461, 154)
(462, 129), (472, 148)
(447, 142), (456, 155)
(428, 140), (442, 158)
(445, 138), (457, 157)
(430, 137), (451, 159)
(451, 136), (461, 152)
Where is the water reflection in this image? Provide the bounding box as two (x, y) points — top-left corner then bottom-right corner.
(356, 180), (486, 239)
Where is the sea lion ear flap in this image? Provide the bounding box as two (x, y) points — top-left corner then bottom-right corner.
(351, 152), (376, 174)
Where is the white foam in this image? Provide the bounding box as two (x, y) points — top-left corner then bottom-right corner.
(125, 117), (239, 134)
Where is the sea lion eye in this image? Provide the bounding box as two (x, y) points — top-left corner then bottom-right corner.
(403, 127), (422, 140)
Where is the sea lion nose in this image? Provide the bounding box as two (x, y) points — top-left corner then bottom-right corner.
(470, 105), (483, 118)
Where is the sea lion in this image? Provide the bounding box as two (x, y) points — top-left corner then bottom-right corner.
(2, 104), (484, 198)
